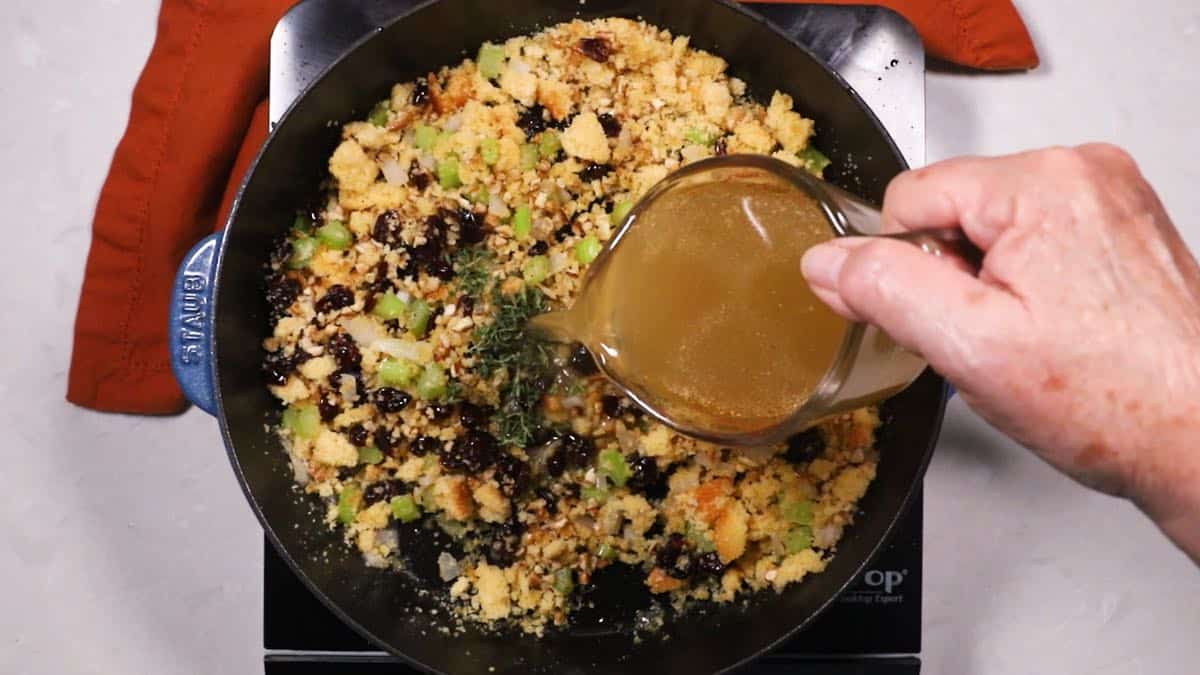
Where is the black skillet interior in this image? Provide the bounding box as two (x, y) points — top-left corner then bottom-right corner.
(213, 0), (944, 672)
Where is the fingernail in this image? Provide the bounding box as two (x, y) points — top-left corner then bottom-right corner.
(801, 243), (848, 290)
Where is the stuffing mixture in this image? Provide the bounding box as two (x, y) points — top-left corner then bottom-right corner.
(261, 17), (880, 634)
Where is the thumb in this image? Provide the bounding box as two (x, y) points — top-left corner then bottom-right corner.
(801, 236), (1025, 383)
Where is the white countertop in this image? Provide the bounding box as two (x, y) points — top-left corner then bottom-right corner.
(1, 1), (1197, 673)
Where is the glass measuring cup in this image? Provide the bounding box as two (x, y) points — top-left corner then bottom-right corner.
(538, 155), (977, 446)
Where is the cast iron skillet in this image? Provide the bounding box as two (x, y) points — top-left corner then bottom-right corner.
(168, 0), (946, 672)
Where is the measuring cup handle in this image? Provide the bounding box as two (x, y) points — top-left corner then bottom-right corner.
(882, 228), (984, 273)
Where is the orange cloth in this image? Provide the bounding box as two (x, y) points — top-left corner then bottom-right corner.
(67, 0), (1037, 414)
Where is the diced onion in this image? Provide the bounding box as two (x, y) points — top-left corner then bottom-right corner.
(487, 194), (511, 218)
(438, 552), (461, 581)
(444, 113), (463, 132)
(375, 338), (434, 363)
(341, 316), (381, 347)
(418, 152), (437, 171)
(290, 455), (310, 485)
(338, 374), (359, 404)
(510, 58), (531, 74)
(380, 156), (409, 185)
(364, 551), (389, 568)
(375, 528), (399, 551)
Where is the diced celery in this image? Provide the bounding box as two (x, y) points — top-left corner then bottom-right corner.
(596, 543), (618, 561)
(799, 146), (831, 173)
(437, 156), (462, 189)
(472, 185), (490, 204)
(538, 131), (562, 159)
(785, 526), (813, 553)
(367, 101), (390, 127)
(372, 291), (407, 320)
(415, 363), (448, 401)
(282, 403), (320, 439)
(610, 200), (633, 227)
(358, 446), (384, 465)
(378, 358), (419, 387)
(574, 234), (602, 264)
(580, 485), (608, 502)
(315, 220), (352, 250)
(782, 499), (813, 525)
(685, 127), (714, 145)
(511, 205), (532, 239)
(390, 495), (421, 522)
(553, 568), (575, 594)
(597, 448), (631, 487)
(476, 42), (506, 80)
(521, 255), (550, 285)
(414, 124), (439, 150)
(519, 143), (538, 170)
(480, 137), (500, 165)
(406, 298), (432, 338)
(337, 485), (362, 524)
(287, 236), (317, 269)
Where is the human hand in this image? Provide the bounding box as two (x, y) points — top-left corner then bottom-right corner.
(801, 145), (1200, 562)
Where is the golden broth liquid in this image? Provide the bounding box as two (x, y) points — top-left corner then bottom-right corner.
(537, 170), (849, 435)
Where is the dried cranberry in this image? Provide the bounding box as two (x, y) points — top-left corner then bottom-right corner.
(427, 402), (455, 421)
(695, 551), (726, 577)
(485, 524), (522, 568)
(347, 425), (369, 447)
(577, 36), (613, 63)
(655, 533), (690, 578)
(363, 480), (409, 506)
(493, 454), (530, 497)
(560, 432), (596, 469)
(528, 240), (549, 256)
(374, 427), (395, 454)
(600, 395), (623, 417)
(373, 210), (401, 245)
(317, 393), (340, 422)
(458, 402), (492, 430)
(411, 79), (429, 105)
(785, 427), (824, 465)
(714, 136), (728, 156)
(426, 259), (455, 280)
(626, 456), (661, 495)
(265, 275), (301, 321)
(530, 426), (560, 447)
(568, 343), (598, 375)
(336, 467), (356, 482)
(545, 450), (567, 478)
(517, 104), (549, 137)
(440, 430), (501, 473)
(597, 113), (621, 138)
(412, 435), (441, 456)
(536, 487), (559, 514)
(578, 163), (611, 182)
(326, 333), (362, 371)
(410, 168), (432, 191)
(457, 208), (485, 245)
(457, 295), (475, 316)
(374, 387), (412, 413)
(553, 224), (575, 242)
(315, 285), (354, 314)
(261, 351), (297, 386)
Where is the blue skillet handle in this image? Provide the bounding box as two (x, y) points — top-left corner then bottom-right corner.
(168, 232), (223, 416)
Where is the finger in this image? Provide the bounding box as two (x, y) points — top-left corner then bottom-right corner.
(881, 154), (1035, 249)
(802, 236), (1026, 384)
